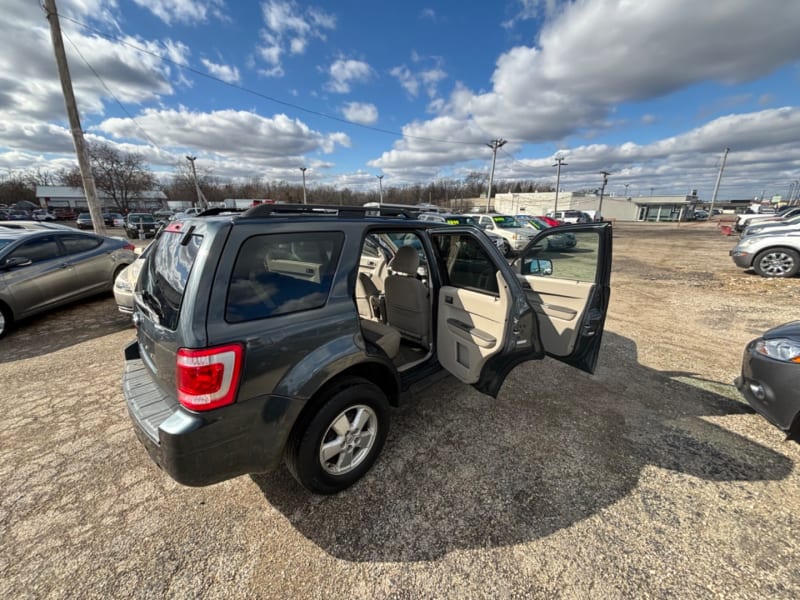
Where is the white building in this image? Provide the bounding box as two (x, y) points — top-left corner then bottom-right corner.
(492, 191), (700, 221)
(36, 186), (167, 211)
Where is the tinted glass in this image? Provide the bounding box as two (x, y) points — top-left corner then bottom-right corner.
(139, 231), (203, 330)
(8, 236), (60, 263)
(433, 233), (499, 295)
(226, 232), (343, 323)
(60, 234), (102, 255)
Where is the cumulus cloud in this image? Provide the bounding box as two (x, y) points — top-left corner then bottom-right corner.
(98, 107), (350, 159)
(372, 0), (800, 173)
(326, 59), (373, 93)
(390, 55), (446, 99)
(257, 1), (335, 74)
(341, 102), (378, 125)
(132, 0), (227, 25)
(201, 58), (240, 83)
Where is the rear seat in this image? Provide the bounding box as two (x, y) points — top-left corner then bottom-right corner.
(360, 319), (401, 359)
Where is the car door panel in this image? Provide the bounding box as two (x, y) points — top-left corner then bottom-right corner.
(437, 274), (509, 383)
(429, 227), (543, 397)
(514, 223), (612, 374)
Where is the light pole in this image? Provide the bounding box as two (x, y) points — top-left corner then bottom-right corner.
(186, 155), (205, 209)
(300, 167), (307, 204)
(709, 147), (730, 217)
(598, 171), (610, 218)
(377, 175), (384, 205)
(552, 155), (567, 215)
(623, 183), (630, 198)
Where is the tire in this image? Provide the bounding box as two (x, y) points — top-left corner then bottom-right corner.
(752, 247), (800, 278)
(286, 377), (389, 494)
(0, 303), (12, 340)
(501, 240), (512, 257)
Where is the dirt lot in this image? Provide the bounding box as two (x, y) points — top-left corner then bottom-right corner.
(1, 221), (799, 599)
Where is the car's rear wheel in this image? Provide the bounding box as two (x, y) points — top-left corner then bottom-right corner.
(753, 247), (800, 278)
(0, 303), (12, 339)
(501, 240), (512, 257)
(285, 377), (389, 494)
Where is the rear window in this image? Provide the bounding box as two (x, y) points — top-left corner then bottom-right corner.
(138, 231), (204, 330)
(226, 232), (343, 323)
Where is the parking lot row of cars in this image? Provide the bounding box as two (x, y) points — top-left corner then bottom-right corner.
(730, 205), (800, 278)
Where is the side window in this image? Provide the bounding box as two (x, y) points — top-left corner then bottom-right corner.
(433, 233), (499, 295)
(60, 235), (102, 255)
(521, 230), (599, 282)
(226, 232), (344, 323)
(7, 236), (60, 264)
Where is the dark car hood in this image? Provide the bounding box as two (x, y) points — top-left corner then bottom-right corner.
(763, 321), (800, 341)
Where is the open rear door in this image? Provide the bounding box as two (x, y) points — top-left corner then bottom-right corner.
(429, 227), (543, 397)
(512, 222), (612, 373)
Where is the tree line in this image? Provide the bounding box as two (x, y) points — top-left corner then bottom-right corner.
(1, 143), (556, 211)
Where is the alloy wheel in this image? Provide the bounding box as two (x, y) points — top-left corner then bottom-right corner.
(319, 405), (378, 475)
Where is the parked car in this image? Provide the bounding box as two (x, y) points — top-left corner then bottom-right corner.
(735, 321), (800, 434)
(0, 220), (73, 231)
(693, 209), (709, 221)
(535, 215), (561, 227)
(474, 214), (537, 256)
(76, 213), (93, 230)
(0, 229), (135, 338)
(124, 213), (158, 238)
(516, 215), (578, 251)
(547, 210), (592, 224)
(114, 247), (148, 314)
(104, 212), (125, 227)
(735, 205), (800, 232)
(122, 204), (612, 493)
(730, 231), (800, 277)
(32, 209), (57, 221)
(52, 208), (77, 221)
(418, 212), (506, 251)
(742, 214), (800, 238)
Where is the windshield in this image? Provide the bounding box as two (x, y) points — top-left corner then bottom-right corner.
(138, 231), (203, 329)
(492, 216), (524, 228)
(445, 216), (479, 226)
(130, 215), (155, 224)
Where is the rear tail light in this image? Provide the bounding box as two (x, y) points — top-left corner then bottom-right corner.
(123, 243), (136, 251)
(176, 344), (243, 411)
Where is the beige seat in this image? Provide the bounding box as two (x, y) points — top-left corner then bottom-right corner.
(360, 319), (401, 358)
(383, 246), (430, 346)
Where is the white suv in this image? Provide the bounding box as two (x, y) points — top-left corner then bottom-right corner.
(476, 214), (536, 256)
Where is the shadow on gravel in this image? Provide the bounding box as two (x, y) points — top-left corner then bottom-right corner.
(0, 295), (132, 363)
(251, 331), (793, 562)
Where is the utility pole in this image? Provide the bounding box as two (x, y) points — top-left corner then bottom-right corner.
(623, 183), (630, 198)
(485, 138), (506, 213)
(377, 175), (384, 205)
(186, 155), (207, 209)
(300, 167), (307, 204)
(552, 155), (567, 215)
(44, 0), (106, 235)
(598, 171), (610, 218)
(709, 147), (730, 217)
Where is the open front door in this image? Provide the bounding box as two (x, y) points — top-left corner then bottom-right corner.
(512, 222), (612, 373)
(429, 228), (543, 397)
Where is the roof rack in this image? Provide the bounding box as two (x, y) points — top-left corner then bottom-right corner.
(195, 207), (246, 217)
(241, 203), (415, 219)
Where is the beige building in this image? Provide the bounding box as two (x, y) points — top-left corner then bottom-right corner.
(491, 191), (700, 221)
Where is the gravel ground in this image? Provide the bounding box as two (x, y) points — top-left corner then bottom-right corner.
(1, 221), (799, 599)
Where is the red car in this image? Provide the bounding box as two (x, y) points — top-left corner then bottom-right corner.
(536, 215), (561, 227)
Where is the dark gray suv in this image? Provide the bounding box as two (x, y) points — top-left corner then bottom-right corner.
(123, 205), (612, 493)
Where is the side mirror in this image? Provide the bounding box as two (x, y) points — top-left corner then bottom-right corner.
(523, 258), (553, 276)
(1, 256), (33, 270)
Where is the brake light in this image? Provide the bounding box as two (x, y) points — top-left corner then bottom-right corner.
(176, 344), (243, 411)
(123, 243), (136, 251)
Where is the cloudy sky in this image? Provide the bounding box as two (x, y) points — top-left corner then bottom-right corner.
(2, 0), (800, 200)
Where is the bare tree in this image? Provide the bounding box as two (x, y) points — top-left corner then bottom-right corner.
(62, 142), (157, 211)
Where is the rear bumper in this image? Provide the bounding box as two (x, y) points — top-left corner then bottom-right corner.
(122, 341), (299, 486)
(736, 341), (800, 432)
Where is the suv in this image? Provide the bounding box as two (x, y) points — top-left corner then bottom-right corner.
(548, 210), (592, 224)
(475, 214), (537, 256)
(124, 213), (158, 238)
(122, 204), (612, 493)
(735, 206), (800, 232)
